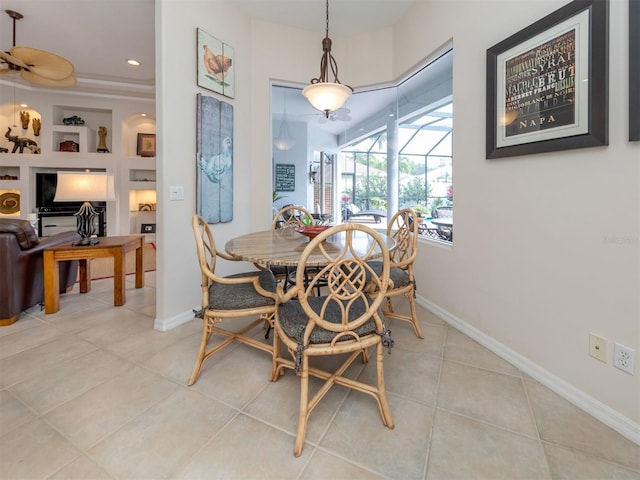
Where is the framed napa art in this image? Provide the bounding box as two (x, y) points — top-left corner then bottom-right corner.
(486, 0), (609, 158)
(197, 28), (235, 98)
(196, 93), (234, 223)
(630, 0), (640, 141)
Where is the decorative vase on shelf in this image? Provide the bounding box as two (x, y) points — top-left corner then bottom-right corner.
(97, 126), (109, 153)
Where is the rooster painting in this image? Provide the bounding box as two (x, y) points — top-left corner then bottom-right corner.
(202, 45), (232, 83)
(196, 93), (234, 223)
(197, 28), (235, 98)
(197, 137), (232, 183)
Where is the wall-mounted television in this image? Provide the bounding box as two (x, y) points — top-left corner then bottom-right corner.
(36, 172), (106, 211)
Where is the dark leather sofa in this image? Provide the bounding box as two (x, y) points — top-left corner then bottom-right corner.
(0, 218), (80, 326)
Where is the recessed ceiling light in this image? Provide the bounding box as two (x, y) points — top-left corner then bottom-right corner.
(19, 103), (28, 107)
(141, 113), (147, 117)
(127, 59), (140, 66)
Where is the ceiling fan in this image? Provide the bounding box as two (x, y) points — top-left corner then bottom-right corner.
(0, 9), (76, 87)
(318, 107), (351, 124)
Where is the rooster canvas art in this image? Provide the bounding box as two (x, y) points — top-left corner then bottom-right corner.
(196, 94), (233, 223)
(197, 28), (235, 98)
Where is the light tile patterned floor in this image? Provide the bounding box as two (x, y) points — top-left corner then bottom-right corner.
(1, 272), (638, 479)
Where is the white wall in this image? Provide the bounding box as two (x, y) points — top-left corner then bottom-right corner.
(156, 0), (639, 440)
(156, 0), (254, 329)
(393, 0), (639, 431)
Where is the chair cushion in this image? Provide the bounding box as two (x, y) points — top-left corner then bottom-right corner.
(207, 271), (276, 310)
(367, 261), (411, 288)
(0, 219), (39, 250)
(277, 296), (380, 345)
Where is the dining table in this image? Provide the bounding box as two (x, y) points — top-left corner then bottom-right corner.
(224, 227), (396, 268)
(430, 217), (453, 241)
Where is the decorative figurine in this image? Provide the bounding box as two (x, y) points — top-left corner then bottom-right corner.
(4, 127), (38, 153)
(97, 126), (109, 152)
(62, 115), (84, 125)
(32, 117), (41, 136)
(26, 144), (40, 154)
(20, 111), (30, 129)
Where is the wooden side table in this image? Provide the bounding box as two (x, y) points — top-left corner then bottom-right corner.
(43, 235), (145, 314)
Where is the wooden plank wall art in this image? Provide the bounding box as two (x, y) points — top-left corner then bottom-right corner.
(196, 93), (233, 223)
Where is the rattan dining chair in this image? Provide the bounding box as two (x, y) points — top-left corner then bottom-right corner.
(267, 205), (313, 288)
(271, 204), (313, 230)
(271, 223), (395, 456)
(368, 208), (423, 338)
(189, 215), (277, 386)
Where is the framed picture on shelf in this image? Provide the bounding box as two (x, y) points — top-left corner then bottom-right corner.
(141, 223), (156, 234)
(630, 0), (640, 141)
(486, 0), (608, 158)
(137, 133), (156, 157)
(197, 28), (235, 98)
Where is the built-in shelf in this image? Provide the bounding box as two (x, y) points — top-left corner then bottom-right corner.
(0, 93), (156, 236)
(129, 169), (156, 182)
(0, 166), (20, 179)
(51, 125), (87, 153)
(52, 105), (112, 154)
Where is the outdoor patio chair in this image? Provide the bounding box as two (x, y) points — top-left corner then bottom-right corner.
(432, 206), (453, 241)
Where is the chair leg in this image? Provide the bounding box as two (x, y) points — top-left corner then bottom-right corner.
(385, 296), (394, 314)
(188, 321), (213, 386)
(383, 294), (424, 339)
(375, 342), (394, 428)
(294, 355), (310, 457)
(271, 330), (283, 382)
(406, 293), (423, 339)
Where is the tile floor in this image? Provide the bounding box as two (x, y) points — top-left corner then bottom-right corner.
(1, 272), (638, 479)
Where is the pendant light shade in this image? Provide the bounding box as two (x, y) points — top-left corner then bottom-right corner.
(302, 82), (352, 114)
(303, 0), (352, 117)
(274, 90), (295, 151)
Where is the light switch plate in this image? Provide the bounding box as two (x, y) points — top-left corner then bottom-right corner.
(169, 185), (184, 201)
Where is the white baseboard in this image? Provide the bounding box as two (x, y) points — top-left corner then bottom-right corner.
(416, 294), (640, 446)
(153, 309), (195, 331)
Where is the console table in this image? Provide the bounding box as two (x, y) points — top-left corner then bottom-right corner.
(43, 235), (144, 314)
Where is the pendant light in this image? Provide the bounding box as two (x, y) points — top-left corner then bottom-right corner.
(302, 0), (352, 118)
(274, 90), (295, 151)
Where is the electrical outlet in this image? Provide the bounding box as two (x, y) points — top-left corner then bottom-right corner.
(589, 333), (607, 362)
(613, 343), (635, 375)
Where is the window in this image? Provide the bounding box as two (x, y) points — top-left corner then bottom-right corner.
(339, 50), (453, 241)
(271, 49), (452, 241)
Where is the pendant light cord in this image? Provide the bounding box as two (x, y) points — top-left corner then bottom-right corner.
(325, 0), (329, 38)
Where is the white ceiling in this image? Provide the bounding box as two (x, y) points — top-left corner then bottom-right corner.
(229, 0), (416, 35)
(1, 0), (417, 132)
(1, 0), (415, 89)
(1, 1), (156, 89)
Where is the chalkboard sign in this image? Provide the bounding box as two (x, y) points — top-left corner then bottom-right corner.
(275, 164), (295, 192)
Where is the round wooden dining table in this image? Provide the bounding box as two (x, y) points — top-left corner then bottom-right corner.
(224, 227), (395, 267)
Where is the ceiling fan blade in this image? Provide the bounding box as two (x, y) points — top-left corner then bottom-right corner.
(20, 70), (76, 87)
(0, 50), (28, 69)
(11, 46), (74, 81)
